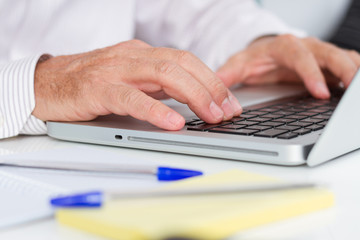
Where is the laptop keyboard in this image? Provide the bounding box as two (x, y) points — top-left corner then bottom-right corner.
(186, 96), (339, 139)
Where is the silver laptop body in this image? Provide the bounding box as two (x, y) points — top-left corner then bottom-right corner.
(47, 70), (360, 167)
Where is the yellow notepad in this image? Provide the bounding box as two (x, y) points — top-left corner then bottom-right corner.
(56, 170), (334, 240)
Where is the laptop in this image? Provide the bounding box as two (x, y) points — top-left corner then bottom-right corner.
(47, 70), (360, 167)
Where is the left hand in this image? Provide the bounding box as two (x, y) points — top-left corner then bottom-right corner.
(217, 35), (360, 99)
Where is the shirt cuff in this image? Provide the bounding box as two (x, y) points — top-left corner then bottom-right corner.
(0, 55), (47, 139)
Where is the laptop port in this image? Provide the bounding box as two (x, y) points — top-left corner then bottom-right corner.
(115, 135), (123, 140)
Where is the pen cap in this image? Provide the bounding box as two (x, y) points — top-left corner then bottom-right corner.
(50, 191), (103, 208)
(157, 167), (202, 181)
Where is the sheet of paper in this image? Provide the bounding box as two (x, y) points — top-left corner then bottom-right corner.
(0, 145), (166, 228)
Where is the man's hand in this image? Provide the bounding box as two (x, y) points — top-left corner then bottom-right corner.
(33, 40), (242, 130)
(217, 35), (360, 99)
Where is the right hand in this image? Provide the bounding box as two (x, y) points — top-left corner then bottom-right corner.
(33, 40), (242, 130)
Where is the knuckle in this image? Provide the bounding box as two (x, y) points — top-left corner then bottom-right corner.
(349, 50), (360, 58)
(272, 34), (303, 58)
(118, 87), (135, 108)
(278, 34), (298, 45)
(327, 49), (341, 64)
(175, 50), (194, 63)
(127, 57), (142, 72)
(148, 47), (163, 57)
(155, 60), (179, 76)
(129, 39), (147, 46)
(118, 88), (152, 120)
(189, 87), (209, 103)
(303, 37), (320, 45)
(146, 100), (162, 118)
(208, 79), (227, 97)
(292, 47), (311, 62)
(116, 39), (148, 49)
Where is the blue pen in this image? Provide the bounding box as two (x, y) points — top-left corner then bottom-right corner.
(0, 159), (202, 181)
(50, 181), (316, 208)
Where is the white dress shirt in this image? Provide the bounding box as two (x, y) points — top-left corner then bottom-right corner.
(0, 0), (302, 139)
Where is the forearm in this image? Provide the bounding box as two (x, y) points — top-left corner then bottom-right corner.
(0, 55), (47, 139)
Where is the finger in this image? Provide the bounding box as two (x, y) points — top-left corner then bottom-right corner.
(147, 91), (170, 100)
(271, 35), (330, 99)
(117, 57), (226, 123)
(227, 90), (242, 116)
(243, 68), (302, 85)
(106, 86), (185, 130)
(305, 39), (358, 88)
(216, 53), (277, 87)
(142, 48), (242, 119)
(345, 49), (360, 71)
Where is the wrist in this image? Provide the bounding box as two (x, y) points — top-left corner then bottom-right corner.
(33, 54), (54, 121)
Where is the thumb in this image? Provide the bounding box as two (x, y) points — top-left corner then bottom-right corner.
(216, 57), (244, 87)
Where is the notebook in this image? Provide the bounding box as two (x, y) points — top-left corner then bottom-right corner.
(0, 146), (161, 228)
(47, 70), (360, 166)
(56, 170), (334, 240)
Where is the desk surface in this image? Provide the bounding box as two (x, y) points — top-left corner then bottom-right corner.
(0, 135), (359, 240)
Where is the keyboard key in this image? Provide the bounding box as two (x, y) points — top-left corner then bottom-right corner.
(230, 117), (246, 122)
(260, 121), (285, 127)
(273, 118), (297, 124)
(186, 120), (205, 126)
(270, 105), (287, 110)
(258, 107), (279, 112)
(285, 115), (308, 120)
(233, 120), (259, 126)
(305, 125), (324, 131)
(254, 129), (289, 138)
(246, 125), (272, 131)
(248, 111), (269, 115)
(293, 128), (312, 135)
(219, 124), (247, 130)
(312, 114), (331, 120)
(288, 121), (313, 128)
(285, 102), (299, 107)
(298, 112), (319, 117)
(249, 117), (272, 123)
(301, 118), (325, 124)
(261, 114), (285, 119)
(287, 107), (306, 112)
(318, 121), (328, 126)
(239, 114), (258, 119)
(274, 110), (295, 116)
(323, 111), (333, 116)
(276, 125), (301, 131)
(308, 108), (331, 114)
(277, 132), (299, 139)
(187, 123), (226, 131)
(209, 128), (259, 135)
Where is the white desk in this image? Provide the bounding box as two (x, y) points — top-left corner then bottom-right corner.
(0, 135), (359, 240)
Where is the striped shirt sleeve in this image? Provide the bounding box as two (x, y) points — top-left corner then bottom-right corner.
(0, 55), (47, 139)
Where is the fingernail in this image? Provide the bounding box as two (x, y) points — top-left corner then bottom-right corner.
(221, 98), (234, 120)
(209, 101), (224, 121)
(167, 112), (184, 127)
(229, 95), (242, 115)
(317, 82), (330, 99)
